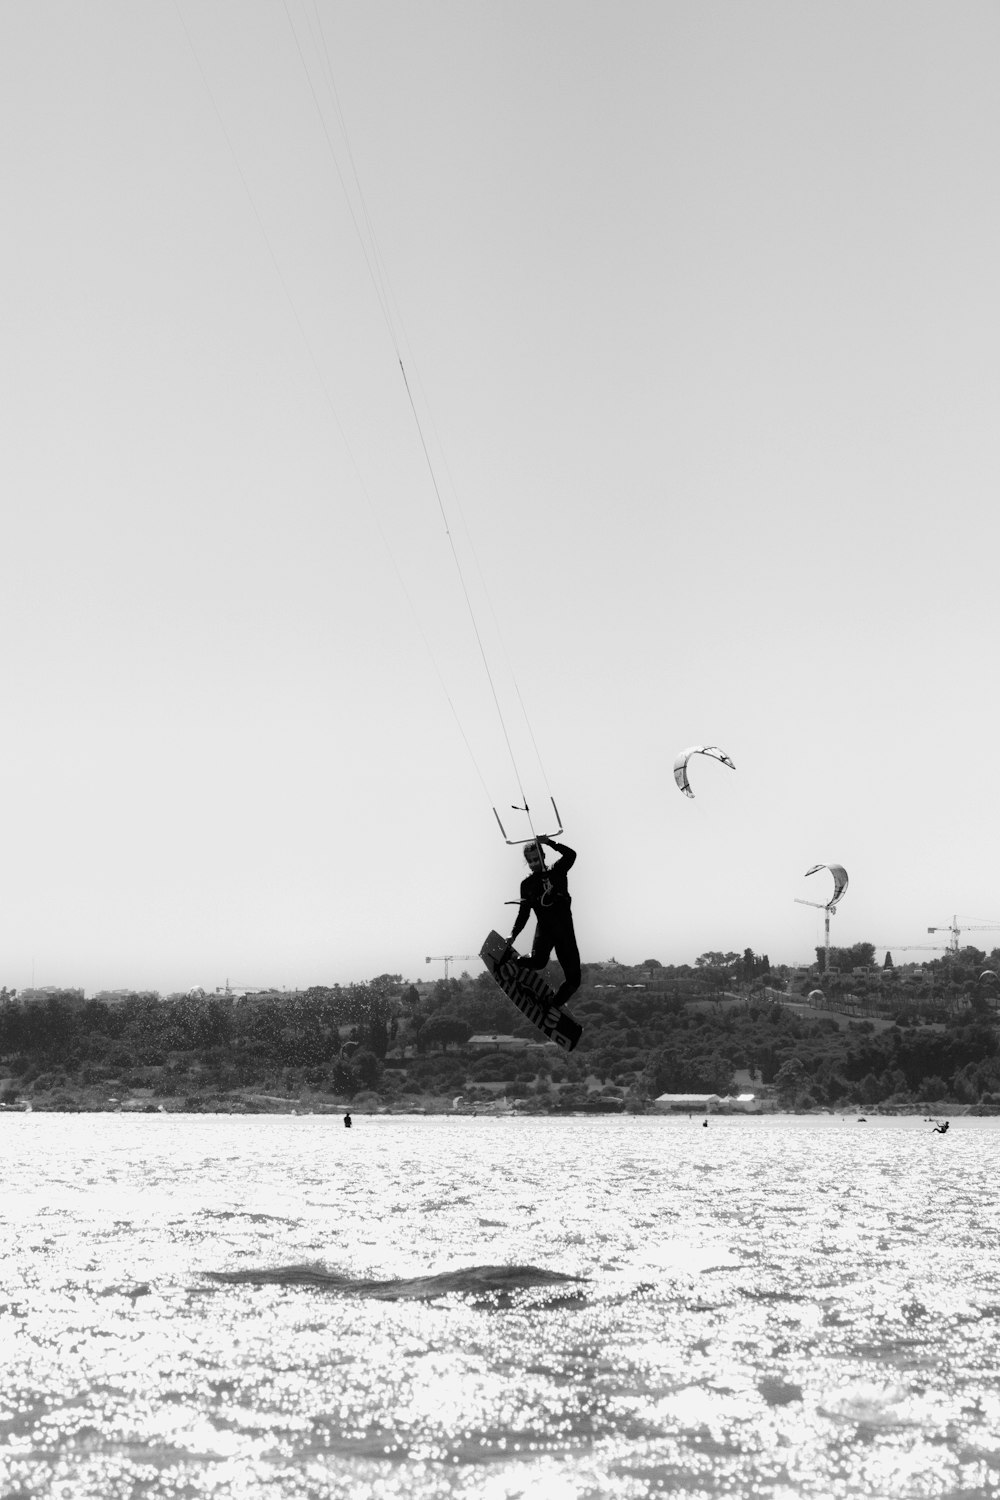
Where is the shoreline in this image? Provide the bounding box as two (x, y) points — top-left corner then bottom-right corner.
(0, 1088), (988, 1118)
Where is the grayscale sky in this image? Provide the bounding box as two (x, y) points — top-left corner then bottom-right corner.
(2, 1), (999, 994)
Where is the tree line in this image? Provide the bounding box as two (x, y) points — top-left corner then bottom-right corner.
(1, 943), (999, 1108)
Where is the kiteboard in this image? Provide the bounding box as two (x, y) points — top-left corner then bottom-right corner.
(480, 930), (582, 1052)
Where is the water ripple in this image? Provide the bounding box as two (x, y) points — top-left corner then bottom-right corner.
(201, 1262), (587, 1302)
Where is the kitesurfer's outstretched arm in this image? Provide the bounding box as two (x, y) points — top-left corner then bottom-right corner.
(508, 839), (542, 946)
(509, 895), (531, 946)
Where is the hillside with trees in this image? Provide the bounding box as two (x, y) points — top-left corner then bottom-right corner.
(1, 944), (999, 1112)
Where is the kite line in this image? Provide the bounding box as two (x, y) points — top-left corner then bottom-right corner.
(177, 0), (558, 844)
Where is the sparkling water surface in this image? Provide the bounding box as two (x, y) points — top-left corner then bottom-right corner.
(2, 1113), (999, 1499)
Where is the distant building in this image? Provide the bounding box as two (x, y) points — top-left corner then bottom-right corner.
(653, 1092), (758, 1113)
(467, 1034), (537, 1051)
(653, 1093), (721, 1112)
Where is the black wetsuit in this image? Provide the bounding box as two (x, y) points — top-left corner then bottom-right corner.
(510, 841), (581, 1007)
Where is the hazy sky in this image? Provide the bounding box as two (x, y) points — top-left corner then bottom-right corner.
(2, 2), (999, 994)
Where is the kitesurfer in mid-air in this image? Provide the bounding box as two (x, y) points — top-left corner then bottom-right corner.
(504, 836), (581, 1009)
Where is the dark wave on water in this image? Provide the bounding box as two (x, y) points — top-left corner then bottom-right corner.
(202, 1262), (587, 1304)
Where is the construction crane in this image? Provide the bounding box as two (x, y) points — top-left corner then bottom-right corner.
(926, 917), (1000, 954)
(425, 955), (478, 981)
(876, 944), (949, 963)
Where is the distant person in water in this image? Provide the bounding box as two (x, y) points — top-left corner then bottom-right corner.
(932, 1121), (949, 1134)
(343, 1112), (352, 1129)
(505, 836), (581, 1009)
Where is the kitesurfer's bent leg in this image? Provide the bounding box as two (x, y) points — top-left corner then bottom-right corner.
(519, 925), (580, 1007)
(552, 926), (581, 1007)
(518, 929), (555, 973)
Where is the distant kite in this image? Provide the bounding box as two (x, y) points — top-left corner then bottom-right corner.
(673, 745), (736, 799)
(804, 863), (849, 911)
